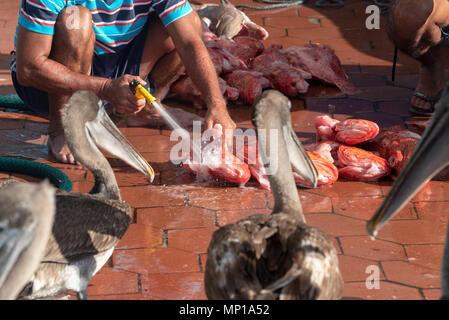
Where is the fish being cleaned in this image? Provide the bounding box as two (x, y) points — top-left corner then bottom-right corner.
(337, 145), (390, 181)
(315, 115), (379, 145)
(183, 125), (251, 184)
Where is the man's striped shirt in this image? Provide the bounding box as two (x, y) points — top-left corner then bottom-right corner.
(11, 0), (193, 70)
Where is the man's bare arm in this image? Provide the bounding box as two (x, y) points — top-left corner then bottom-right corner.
(15, 26), (145, 113)
(165, 12), (236, 136)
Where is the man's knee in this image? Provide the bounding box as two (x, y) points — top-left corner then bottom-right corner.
(387, 0), (439, 56)
(54, 6), (94, 47)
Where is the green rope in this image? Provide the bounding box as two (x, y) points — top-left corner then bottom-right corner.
(0, 94), (28, 110)
(0, 157), (72, 191)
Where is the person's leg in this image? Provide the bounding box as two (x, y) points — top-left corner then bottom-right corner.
(47, 6), (95, 163)
(388, 0), (449, 113)
(125, 13), (204, 128)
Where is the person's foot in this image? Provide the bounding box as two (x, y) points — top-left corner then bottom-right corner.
(410, 60), (445, 112)
(125, 103), (204, 129)
(47, 131), (79, 165)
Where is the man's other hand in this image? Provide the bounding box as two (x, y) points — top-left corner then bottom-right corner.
(205, 102), (236, 147)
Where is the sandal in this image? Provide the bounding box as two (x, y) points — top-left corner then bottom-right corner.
(409, 90), (443, 117)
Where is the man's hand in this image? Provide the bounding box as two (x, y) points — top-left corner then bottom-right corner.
(100, 74), (147, 115)
(205, 102), (236, 147)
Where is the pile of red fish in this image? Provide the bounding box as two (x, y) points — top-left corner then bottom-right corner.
(182, 115), (422, 189)
(169, 29), (356, 108)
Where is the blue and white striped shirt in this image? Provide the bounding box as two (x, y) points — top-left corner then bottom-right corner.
(11, 0), (193, 70)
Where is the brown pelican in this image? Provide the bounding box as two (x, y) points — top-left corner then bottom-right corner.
(204, 90), (343, 300)
(0, 180), (56, 300)
(367, 84), (449, 300)
(8, 90), (154, 300)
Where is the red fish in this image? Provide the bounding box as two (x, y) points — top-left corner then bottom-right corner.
(285, 43), (357, 94)
(251, 45), (311, 97)
(170, 76), (239, 109)
(337, 145), (390, 181)
(361, 126), (421, 176)
(224, 70), (270, 104)
(315, 115), (379, 145)
(294, 151), (339, 188)
(237, 141), (271, 189)
(183, 125), (251, 184)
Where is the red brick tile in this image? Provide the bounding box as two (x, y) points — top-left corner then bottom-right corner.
(112, 168), (157, 187)
(422, 289), (442, 300)
(199, 253), (208, 272)
(9, 173), (42, 183)
(306, 97), (374, 116)
(307, 180), (383, 199)
(137, 206), (215, 229)
(288, 27), (343, 42)
(382, 261), (440, 289)
(116, 224), (163, 249)
(119, 127), (160, 136)
(343, 281), (422, 300)
(264, 16), (319, 29)
(338, 255), (385, 282)
(168, 227), (217, 254)
(0, 172), (9, 179)
(263, 26), (287, 38)
(333, 197), (416, 221)
(87, 267), (139, 296)
(297, 5), (325, 18)
(141, 272), (206, 300)
(415, 201), (449, 223)
(375, 219), (448, 245)
(142, 151), (172, 163)
(127, 135), (177, 153)
(299, 191), (332, 213)
(405, 244), (445, 271)
(351, 86), (413, 102)
(120, 185), (186, 208)
(339, 235), (405, 261)
(160, 168), (198, 185)
(216, 208), (271, 226)
(24, 120), (48, 133)
(305, 213), (366, 237)
(89, 293), (144, 300)
(71, 181), (93, 194)
(187, 187), (267, 210)
(377, 101), (410, 116)
(113, 247), (200, 274)
(0, 118), (24, 129)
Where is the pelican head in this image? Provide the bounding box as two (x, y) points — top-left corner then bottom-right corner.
(61, 90), (155, 200)
(367, 83), (449, 299)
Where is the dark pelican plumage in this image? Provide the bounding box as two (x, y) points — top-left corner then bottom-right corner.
(0, 180), (56, 300)
(204, 90), (343, 300)
(367, 84), (449, 300)
(2, 90), (154, 300)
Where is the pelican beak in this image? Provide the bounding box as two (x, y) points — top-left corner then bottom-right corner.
(367, 85), (449, 238)
(85, 105), (155, 183)
(283, 124), (318, 188)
